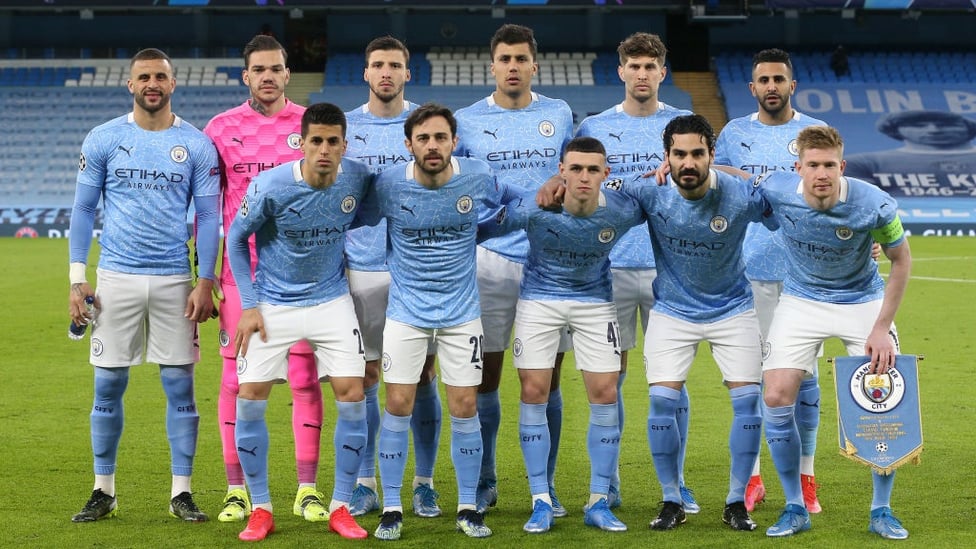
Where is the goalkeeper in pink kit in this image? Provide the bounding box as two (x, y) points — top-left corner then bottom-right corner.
(203, 34), (329, 523)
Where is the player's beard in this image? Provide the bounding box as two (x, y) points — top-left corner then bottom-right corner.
(673, 168), (707, 192)
(418, 154), (450, 177)
(370, 81), (403, 103)
(760, 94), (787, 117)
(135, 90), (171, 114)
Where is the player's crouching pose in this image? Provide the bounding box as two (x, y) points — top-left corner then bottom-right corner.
(487, 137), (644, 534)
(758, 126), (912, 540)
(357, 103), (502, 541)
(226, 103), (372, 541)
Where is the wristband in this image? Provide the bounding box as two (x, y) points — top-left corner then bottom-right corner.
(69, 262), (88, 285)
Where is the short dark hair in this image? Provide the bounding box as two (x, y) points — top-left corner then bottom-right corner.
(302, 103), (346, 138)
(365, 35), (410, 65)
(490, 24), (537, 60)
(663, 114), (716, 152)
(404, 103), (457, 140)
(130, 48), (171, 69)
(617, 32), (667, 67)
(243, 34), (288, 68)
(562, 136), (606, 160)
(752, 48), (793, 77)
(877, 110), (976, 141)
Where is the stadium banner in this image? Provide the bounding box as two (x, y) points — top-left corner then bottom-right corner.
(765, 0), (976, 9)
(833, 355), (923, 475)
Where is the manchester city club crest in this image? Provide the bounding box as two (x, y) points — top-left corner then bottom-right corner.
(341, 195), (357, 214)
(788, 139), (799, 156)
(538, 120), (555, 137)
(456, 195), (473, 214)
(709, 215), (729, 233)
(219, 329), (230, 348)
(91, 338), (103, 357)
(236, 356), (247, 375)
(382, 353), (392, 372)
(287, 133), (302, 150)
(833, 355), (923, 474)
(598, 227), (615, 243)
(170, 145), (188, 163)
(835, 226), (854, 240)
(512, 338), (523, 357)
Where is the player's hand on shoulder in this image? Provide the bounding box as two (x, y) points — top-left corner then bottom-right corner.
(536, 173), (565, 211)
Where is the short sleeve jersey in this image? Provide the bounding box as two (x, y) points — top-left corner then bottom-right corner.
(455, 92), (574, 263)
(758, 171), (905, 304)
(575, 102), (692, 270)
(714, 111), (826, 282)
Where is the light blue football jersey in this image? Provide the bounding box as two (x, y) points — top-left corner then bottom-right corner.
(227, 158), (373, 309)
(575, 102), (692, 270)
(617, 170), (771, 323)
(343, 101), (419, 272)
(455, 92), (573, 263)
(362, 157), (500, 329)
(485, 188), (645, 303)
(757, 172), (905, 304)
(715, 111), (827, 282)
(70, 113), (219, 275)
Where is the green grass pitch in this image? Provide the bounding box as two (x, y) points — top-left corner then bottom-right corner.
(2, 236), (973, 548)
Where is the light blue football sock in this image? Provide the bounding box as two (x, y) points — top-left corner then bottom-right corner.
(648, 385), (682, 504)
(728, 385), (762, 504)
(91, 366), (129, 476)
(871, 470), (896, 510)
(676, 385), (691, 486)
(235, 397), (270, 504)
(546, 388), (563, 487)
(588, 402), (619, 497)
(519, 401), (550, 498)
(378, 412), (411, 509)
(797, 376), (821, 458)
(764, 404), (803, 508)
(412, 376), (442, 479)
(160, 364), (198, 477)
(359, 382), (380, 480)
(451, 414), (483, 507)
(477, 390), (501, 484)
(333, 399), (367, 503)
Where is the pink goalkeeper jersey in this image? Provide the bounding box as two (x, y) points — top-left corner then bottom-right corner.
(204, 100), (306, 283)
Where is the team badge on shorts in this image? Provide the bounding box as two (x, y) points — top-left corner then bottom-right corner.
(287, 133), (302, 150)
(170, 145), (188, 163)
(239, 196), (249, 217)
(236, 356), (247, 376)
(91, 338), (104, 357)
(538, 120), (555, 137)
(512, 338), (523, 357)
(381, 352), (392, 372)
(752, 172), (768, 188)
(835, 226), (854, 240)
(709, 215), (729, 233)
(762, 341), (771, 361)
(598, 227), (615, 243)
(218, 329), (230, 348)
(456, 195), (473, 214)
(78, 153), (87, 171)
(605, 178), (623, 191)
(341, 195), (357, 214)
(788, 139), (799, 156)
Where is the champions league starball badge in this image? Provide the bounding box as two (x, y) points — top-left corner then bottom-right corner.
(833, 355), (923, 474)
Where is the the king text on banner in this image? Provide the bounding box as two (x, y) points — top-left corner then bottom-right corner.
(833, 355), (923, 475)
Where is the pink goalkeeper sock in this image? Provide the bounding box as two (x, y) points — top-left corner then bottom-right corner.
(289, 352), (323, 485)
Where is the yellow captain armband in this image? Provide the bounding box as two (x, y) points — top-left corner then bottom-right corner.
(69, 262), (88, 285)
(870, 216), (905, 246)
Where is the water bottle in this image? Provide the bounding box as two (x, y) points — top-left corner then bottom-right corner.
(68, 295), (96, 341)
